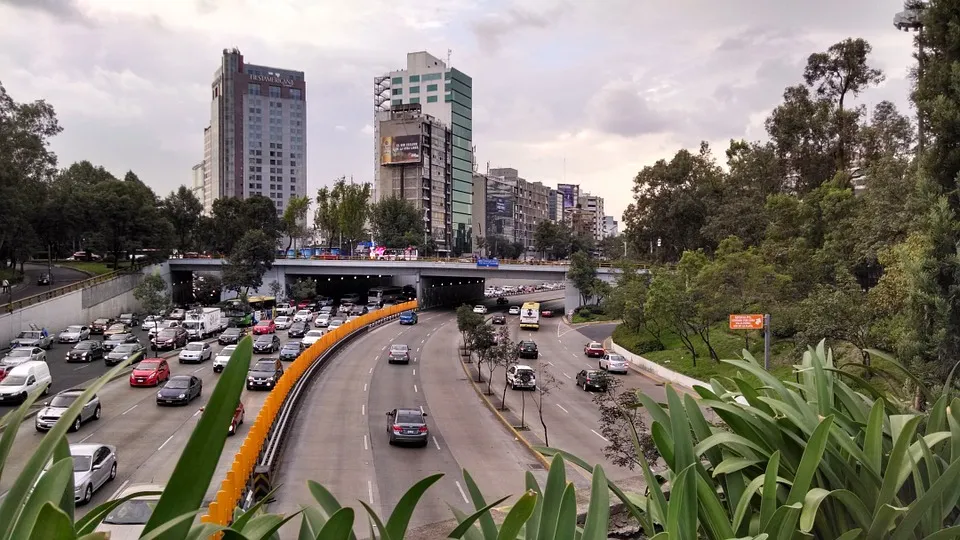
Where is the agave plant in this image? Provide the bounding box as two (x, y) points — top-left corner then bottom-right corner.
(542, 341), (960, 539)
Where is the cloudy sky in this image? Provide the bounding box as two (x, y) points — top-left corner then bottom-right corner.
(0, 0), (918, 221)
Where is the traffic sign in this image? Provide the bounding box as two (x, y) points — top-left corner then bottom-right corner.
(729, 314), (764, 330)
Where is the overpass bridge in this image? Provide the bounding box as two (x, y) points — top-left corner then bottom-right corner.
(166, 258), (621, 313)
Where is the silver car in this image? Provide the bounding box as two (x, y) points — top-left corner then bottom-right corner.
(10, 329), (54, 350)
(140, 315), (161, 331)
(35, 389), (101, 432)
(386, 408), (429, 446)
(178, 341), (212, 364)
(213, 345), (237, 373)
(69, 444), (117, 504)
(58, 325), (90, 343)
(599, 353), (629, 374)
(2, 346), (46, 366)
(105, 343), (145, 366)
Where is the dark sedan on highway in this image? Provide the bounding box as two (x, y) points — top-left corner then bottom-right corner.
(492, 314), (506, 325)
(279, 342), (301, 361)
(287, 321), (307, 338)
(103, 333), (138, 352)
(386, 408), (429, 447)
(90, 318), (113, 336)
(105, 343), (145, 366)
(218, 327), (245, 345)
(153, 328), (188, 351)
(156, 375), (202, 405)
(66, 340), (104, 363)
(253, 334), (280, 354)
(247, 359), (283, 390)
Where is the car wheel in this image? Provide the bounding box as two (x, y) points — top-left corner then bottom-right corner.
(71, 417), (81, 432)
(82, 484), (93, 504)
(93, 405), (101, 420)
(109, 462), (117, 481)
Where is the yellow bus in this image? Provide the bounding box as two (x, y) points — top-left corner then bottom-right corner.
(519, 302), (541, 330)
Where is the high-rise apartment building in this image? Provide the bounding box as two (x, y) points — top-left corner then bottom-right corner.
(191, 162), (205, 209)
(204, 48), (307, 216)
(547, 189), (563, 222)
(375, 104), (453, 252)
(375, 51), (474, 254)
(603, 215), (618, 238)
(579, 193), (605, 241)
(489, 168), (548, 253)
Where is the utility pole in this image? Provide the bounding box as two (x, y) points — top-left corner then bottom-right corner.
(763, 314), (772, 370)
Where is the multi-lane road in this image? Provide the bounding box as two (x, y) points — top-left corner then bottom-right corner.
(3, 262), (91, 305)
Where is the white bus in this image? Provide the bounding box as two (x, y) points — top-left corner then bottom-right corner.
(519, 302), (541, 330)
(368, 286), (404, 306)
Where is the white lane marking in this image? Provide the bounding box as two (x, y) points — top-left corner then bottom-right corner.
(432, 436), (441, 450)
(556, 404), (569, 414)
(363, 383), (368, 392)
(158, 434), (175, 451)
(455, 480), (470, 504)
(193, 367), (204, 373)
(413, 369), (416, 376)
(362, 404), (366, 415)
(381, 346), (386, 351)
(591, 429), (609, 442)
(367, 480), (374, 503)
(414, 358), (418, 363)
(416, 348), (420, 352)
(545, 361), (554, 366)
(369, 367), (373, 374)
(363, 435), (369, 450)
(193, 409), (201, 418)
(74, 365), (89, 371)
(414, 384), (418, 393)
(562, 372), (571, 379)
(79, 433), (95, 443)
(585, 363), (594, 369)
(121, 404), (138, 415)
(108, 480), (129, 501)
(421, 339), (425, 344)
(420, 405), (425, 414)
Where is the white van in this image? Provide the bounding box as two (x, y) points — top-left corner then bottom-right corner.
(0, 361), (52, 404)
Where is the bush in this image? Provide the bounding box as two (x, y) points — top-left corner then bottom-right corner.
(612, 323), (663, 355)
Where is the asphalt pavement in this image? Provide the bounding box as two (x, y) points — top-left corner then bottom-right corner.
(574, 323), (618, 343)
(4, 262), (91, 304)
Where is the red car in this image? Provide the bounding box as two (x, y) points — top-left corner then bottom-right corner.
(542, 309), (554, 318)
(0, 365), (9, 383)
(297, 300), (311, 309)
(252, 320), (276, 335)
(584, 341), (605, 358)
(130, 358), (171, 387)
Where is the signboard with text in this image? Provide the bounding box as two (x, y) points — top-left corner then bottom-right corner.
(729, 314), (765, 330)
(477, 258), (500, 268)
(380, 135), (421, 165)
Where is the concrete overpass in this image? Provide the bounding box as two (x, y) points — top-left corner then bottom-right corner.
(165, 258), (621, 313)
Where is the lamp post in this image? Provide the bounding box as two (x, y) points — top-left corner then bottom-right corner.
(894, 0), (928, 152)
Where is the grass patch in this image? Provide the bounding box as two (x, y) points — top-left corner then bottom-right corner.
(571, 311), (618, 324)
(56, 261), (116, 276)
(0, 268), (24, 284)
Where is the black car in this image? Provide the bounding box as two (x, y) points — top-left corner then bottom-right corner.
(253, 335), (281, 354)
(66, 340), (104, 363)
(153, 328), (188, 350)
(247, 359), (284, 390)
(496, 297), (508, 305)
(287, 321), (307, 338)
(156, 375), (202, 405)
(37, 273), (50, 286)
(279, 342), (301, 361)
(103, 333), (138, 352)
(218, 327), (245, 345)
(492, 314), (506, 325)
(518, 340), (539, 359)
(576, 369), (608, 392)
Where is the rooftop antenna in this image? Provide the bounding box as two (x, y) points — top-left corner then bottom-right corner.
(447, 48), (452, 67)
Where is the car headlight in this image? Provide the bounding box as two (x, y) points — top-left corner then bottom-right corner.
(178, 393), (186, 399)
(247, 376), (254, 381)
(157, 392), (163, 398)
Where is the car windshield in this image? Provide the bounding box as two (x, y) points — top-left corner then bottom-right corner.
(158, 330), (177, 338)
(94, 319), (109, 325)
(186, 343), (204, 351)
(8, 349), (31, 357)
(0, 376), (26, 386)
(255, 336), (272, 342)
(72, 455), (92, 472)
(103, 499), (157, 525)
(390, 345), (408, 352)
(18, 331), (40, 339)
(74, 342), (93, 350)
(108, 324), (125, 331)
(65, 326), (82, 333)
(107, 333), (131, 341)
(256, 321), (271, 327)
(607, 354), (624, 361)
(253, 362), (275, 371)
(475, 306), (484, 309)
(223, 328), (240, 335)
(396, 413), (423, 424)
(276, 317), (289, 322)
(219, 347), (236, 356)
(121, 314), (132, 319)
(165, 378), (190, 389)
(306, 331), (323, 337)
(138, 361), (160, 370)
(589, 342), (602, 349)
(522, 343), (536, 349)
(282, 344), (299, 351)
(586, 370), (602, 377)
(50, 395), (78, 407)
(113, 344), (138, 353)
(297, 310), (310, 315)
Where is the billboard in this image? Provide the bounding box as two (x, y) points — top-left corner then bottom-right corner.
(380, 135), (421, 165)
(557, 184), (578, 208)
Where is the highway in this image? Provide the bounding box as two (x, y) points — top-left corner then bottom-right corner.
(4, 262), (91, 304)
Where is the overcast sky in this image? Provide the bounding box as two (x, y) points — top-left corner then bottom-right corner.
(0, 0), (918, 221)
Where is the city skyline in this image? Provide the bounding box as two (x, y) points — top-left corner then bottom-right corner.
(0, 0), (917, 221)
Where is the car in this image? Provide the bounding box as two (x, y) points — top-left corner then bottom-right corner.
(140, 315), (162, 331)
(103, 333), (138, 352)
(296, 300), (311, 310)
(118, 313), (140, 326)
(576, 369), (608, 392)
(252, 319), (276, 335)
(274, 315), (293, 330)
(387, 344), (411, 364)
(156, 375), (202, 405)
(10, 329), (54, 350)
(59, 325), (90, 343)
(105, 343), (145, 366)
(147, 320), (180, 339)
(316, 296), (335, 308)
(600, 353), (629, 374)
(102, 323), (129, 338)
(89, 318), (113, 335)
(497, 297), (508, 305)
(178, 341), (212, 363)
(318, 305), (334, 315)
(508, 306), (521, 315)
(518, 341), (539, 359)
(66, 340), (104, 363)
(36, 273), (50, 286)
(253, 334), (281, 354)
(293, 309), (313, 323)
(279, 341), (301, 361)
(3, 346), (46, 365)
(347, 315), (360, 323)
(399, 311), (418, 325)
(247, 358), (283, 390)
(94, 482), (164, 537)
(314, 313), (331, 328)
(213, 345), (237, 373)
(276, 302), (296, 316)
(341, 292), (361, 304)
(63, 444), (117, 505)
(0, 361), (52, 403)
(386, 408), (429, 447)
(0, 365), (10, 383)
(302, 329), (324, 346)
(35, 389), (101, 432)
(473, 305), (488, 314)
(491, 314), (506, 325)
(153, 327), (188, 350)
(130, 358), (171, 388)
(506, 365), (537, 390)
(218, 326), (245, 345)
(287, 321), (308, 338)
(584, 341), (605, 358)
(349, 305), (368, 316)
(229, 402), (245, 435)
(541, 309), (554, 318)
(366, 302), (380, 312)
(327, 318), (345, 331)
(168, 308), (186, 320)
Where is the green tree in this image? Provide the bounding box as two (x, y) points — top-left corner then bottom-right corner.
(368, 196), (424, 248)
(89, 171), (170, 269)
(134, 271), (172, 316)
(313, 185), (339, 248)
(567, 251), (599, 306)
(290, 278), (318, 301)
(221, 230), (275, 296)
(534, 220), (558, 259)
(280, 194), (311, 254)
(162, 186), (203, 254)
(191, 273), (222, 305)
(456, 304), (484, 348)
(332, 178), (371, 254)
(645, 267), (699, 362)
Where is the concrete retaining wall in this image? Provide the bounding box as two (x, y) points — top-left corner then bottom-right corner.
(609, 340), (709, 390)
(81, 273), (142, 308)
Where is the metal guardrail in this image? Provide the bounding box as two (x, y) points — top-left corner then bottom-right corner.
(0, 269), (130, 313)
(201, 301), (417, 528)
(173, 254), (626, 269)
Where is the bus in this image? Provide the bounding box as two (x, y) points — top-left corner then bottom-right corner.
(221, 299), (254, 327)
(519, 302), (541, 330)
(368, 286), (404, 307)
(248, 296), (277, 313)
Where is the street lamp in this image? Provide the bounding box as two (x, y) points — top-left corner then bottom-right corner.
(894, 0), (928, 152)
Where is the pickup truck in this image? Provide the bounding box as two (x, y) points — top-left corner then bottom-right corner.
(10, 329), (54, 350)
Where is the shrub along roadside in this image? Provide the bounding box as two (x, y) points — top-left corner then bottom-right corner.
(1, 338), (958, 538)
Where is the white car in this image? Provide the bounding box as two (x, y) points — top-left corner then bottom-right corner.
(293, 309), (313, 323)
(508, 306), (521, 315)
(274, 316), (293, 330)
(327, 319), (344, 331)
(506, 365), (537, 390)
(178, 342), (212, 364)
(95, 483), (164, 537)
(213, 345), (237, 373)
(314, 313), (331, 328)
(2, 346), (46, 365)
(599, 353), (629, 374)
(147, 320), (179, 338)
(140, 315), (162, 331)
(58, 325), (90, 343)
(68, 444), (117, 504)
(473, 305), (488, 314)
(319, 305), (334, 314)
(302, 329), (324, 346)
(275, 303), (296, 316)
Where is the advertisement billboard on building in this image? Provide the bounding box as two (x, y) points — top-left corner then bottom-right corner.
(557, 184), (578, 208)
(380, 135), (421, 165)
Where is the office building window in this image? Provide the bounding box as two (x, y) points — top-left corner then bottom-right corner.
(427, 95), (438, 103)
(392, 99), (402, 106)
(391, 76), (403, 84)
(422, 72), (443, 81)
(410, 97), (420, 104)
(290, 88), (302, 100)
(409, 86), (420, 94)
(409, 74), (420, 83)
(269, 86), (281, 98)
(392, 88), (402, 95)
(248, 84), (261, 95)
(426, 84), (438, 92)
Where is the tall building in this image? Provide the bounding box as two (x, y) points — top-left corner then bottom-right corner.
(579, 193), (605, 241)
(556, 184), (580, 211)
(489, 168), (548, 254)
(202, 127), (213, 214)
(375, 51), (474, 254)
(603, 215), (618, 238)
(204, 48), (307, 216)
(375, 104), (453, 252)
(191, 162), (205, 209)
(547, 189), (563, 222)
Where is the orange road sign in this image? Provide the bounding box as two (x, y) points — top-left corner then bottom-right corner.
(729, 314), (764, 330)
